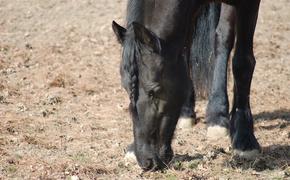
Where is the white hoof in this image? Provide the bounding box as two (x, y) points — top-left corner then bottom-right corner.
(177, 117), (195, 129)
(207, 126), (229, 140)
(233, 149), (260, 160)
(124, 151), (137, 162)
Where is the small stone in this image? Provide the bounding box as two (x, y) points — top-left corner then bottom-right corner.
(25, 32), (30, 37)
(0, 96), (6, 104)
(25, 43), (33, 50)
(42, 110), (48, 117)
(17, 103), (28, 112)
(117, 104), (124, 110)
(49, 75), (65, 88)
(71, 117), (78, 122)
(71, 175), (79, 180)
(206, 151), (217, 160)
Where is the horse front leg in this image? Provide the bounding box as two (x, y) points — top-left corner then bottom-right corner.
(230, 0), (261, 159)
(178, 79), (196, 129)
(178, 48), (196, 129)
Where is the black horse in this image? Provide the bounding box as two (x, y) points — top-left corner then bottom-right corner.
(113, 0), (261, 171)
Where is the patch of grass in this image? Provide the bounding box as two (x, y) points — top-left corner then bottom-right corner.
(188, 159), (201, 170)
(5, 164), (18, 175)
(172, 160), (183, 171)
(14, 154), (23, 160)
(272, 177), (284, 180)
(165, 173), (178, 180)
(71, 152), (90, 164)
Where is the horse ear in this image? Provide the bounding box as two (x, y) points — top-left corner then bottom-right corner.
(112, 21), (126, 44)
(132, 22), (161, 53)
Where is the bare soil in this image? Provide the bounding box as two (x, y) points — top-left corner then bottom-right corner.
(0, 0), (289, 179)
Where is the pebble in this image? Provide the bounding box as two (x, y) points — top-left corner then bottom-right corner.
(71, 175), (79, 180)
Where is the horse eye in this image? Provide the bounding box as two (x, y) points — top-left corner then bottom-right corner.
(148, 90), (154, 98)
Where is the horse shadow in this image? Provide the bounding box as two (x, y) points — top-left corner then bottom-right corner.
(252, 109), (290, 131)
(254, 108), (290, 122)
(172, 145), (289, 173)
(239, 109), (290, 171)
(171, 108), (290, 173)
(225, 145), (290, 172)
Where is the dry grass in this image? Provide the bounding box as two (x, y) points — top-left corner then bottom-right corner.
(0, 0), (289, 179)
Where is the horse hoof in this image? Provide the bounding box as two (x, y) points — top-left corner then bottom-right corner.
(124, 150), (137, 162)
(233, 149), (260, 160)
(207, 125), (229, 140)
(177, 117), (195, 129)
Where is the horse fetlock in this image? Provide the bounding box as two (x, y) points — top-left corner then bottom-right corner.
(230, 109), (260, 159)
(232, 132), (260, 160)
(207, 125), (229, 140)
(231, 129), (260, 151)
(206, 109), (229, 129)
(233, 149), (260, 160)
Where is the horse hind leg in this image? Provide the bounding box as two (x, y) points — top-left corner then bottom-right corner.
(206, 4), (235, 140)
(230, 0), (261, 159)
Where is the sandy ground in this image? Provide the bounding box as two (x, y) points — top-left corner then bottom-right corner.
(0, 0), (289, 179)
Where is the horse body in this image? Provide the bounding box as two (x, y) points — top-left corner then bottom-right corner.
(113, 0), (261, 170)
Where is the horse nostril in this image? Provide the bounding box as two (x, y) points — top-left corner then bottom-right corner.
(142, 159), (153, 171)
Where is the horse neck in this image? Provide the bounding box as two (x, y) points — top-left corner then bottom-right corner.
(127, 0), (195, 50)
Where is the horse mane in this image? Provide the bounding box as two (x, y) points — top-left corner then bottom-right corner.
(126, 0), (144, 25)
(121, 0), (145, 108)
(122, 28), (141, 107)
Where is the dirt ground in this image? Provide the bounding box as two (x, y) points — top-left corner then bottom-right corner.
(0, 0), (289, 179)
